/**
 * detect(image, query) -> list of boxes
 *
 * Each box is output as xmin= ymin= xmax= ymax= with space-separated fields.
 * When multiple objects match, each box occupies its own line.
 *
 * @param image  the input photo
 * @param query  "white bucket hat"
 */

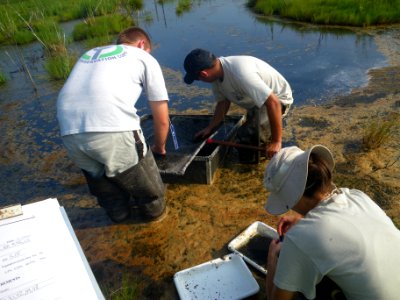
xmin=263 ymin=145 xmax=335 ymax=215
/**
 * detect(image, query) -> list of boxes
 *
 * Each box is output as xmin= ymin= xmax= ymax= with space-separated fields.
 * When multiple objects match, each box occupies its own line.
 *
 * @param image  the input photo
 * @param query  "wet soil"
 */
xmin=0 ymin=27 xmax=399 ymax=299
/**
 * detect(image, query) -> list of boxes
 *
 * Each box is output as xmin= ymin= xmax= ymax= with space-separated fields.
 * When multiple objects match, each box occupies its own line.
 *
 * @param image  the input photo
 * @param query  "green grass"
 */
xmin=45 ymin=53 xmax=77 ymax=80
xmin=0 ymin=0 xmax=137 ymax=80
xmin=0 ymin=71 xmax=7 ymax=85
xmin=72 ymin=15 xmax=133 ymax=41
xmin=0 ymin=0 xmax=123 ymax=46
xmin=176 ymin=0 xmax=191 ymax=15
xmin=247 ymin=0 xmax=400 ymax=26
xmin=102 ymin=272 xmax=140 ymax=300
xmin=362 ymin=113 xmax=399 ymax=150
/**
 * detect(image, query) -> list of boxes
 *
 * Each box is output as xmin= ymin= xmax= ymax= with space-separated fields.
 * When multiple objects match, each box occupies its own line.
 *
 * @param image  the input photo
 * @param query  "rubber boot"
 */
xmin=82 ymin=170 xmax=130 ymax=223
xmin=236 ymin=125 xmax=258 ymax=164
xmin=109 ymin=149 xmax=166 ymax=221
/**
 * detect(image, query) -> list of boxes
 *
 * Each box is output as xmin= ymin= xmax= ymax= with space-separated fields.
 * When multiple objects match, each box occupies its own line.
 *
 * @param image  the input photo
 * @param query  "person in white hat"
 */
xmin=263 ymin=145 xmax=400 ymax=300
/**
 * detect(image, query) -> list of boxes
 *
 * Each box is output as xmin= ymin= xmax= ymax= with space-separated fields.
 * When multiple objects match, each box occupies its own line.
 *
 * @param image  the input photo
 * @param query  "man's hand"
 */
xmin=151 ymin=145 xmax=166 ymax=158
xmin=194 ymin=126 xmax=213 ymax=140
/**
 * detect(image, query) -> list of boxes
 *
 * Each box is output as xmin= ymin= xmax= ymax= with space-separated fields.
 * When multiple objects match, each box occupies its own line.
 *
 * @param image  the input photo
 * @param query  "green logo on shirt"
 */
xmin=81 ymin=45 xmax=125 ymax=62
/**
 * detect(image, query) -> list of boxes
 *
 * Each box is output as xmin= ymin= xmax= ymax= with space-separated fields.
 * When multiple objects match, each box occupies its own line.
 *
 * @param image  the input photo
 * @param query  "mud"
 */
xmin=0 ymin=27 xmax=399 ymax=299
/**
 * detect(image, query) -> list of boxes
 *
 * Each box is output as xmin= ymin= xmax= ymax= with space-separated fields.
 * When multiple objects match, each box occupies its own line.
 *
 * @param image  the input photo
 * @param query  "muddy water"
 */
xmin=0 ymin=0 xmax=398 ymax=299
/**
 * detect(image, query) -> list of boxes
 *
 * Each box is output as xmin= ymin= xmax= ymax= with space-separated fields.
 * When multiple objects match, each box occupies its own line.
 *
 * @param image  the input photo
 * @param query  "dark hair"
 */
xmin=303 ymin=153 xmax=332 ymax=198
xmin=116 ymin=27 xmax=152 ymax=50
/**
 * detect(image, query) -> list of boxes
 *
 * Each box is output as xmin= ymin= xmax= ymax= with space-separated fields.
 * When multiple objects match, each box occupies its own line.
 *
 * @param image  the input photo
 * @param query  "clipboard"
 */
xmin=0 ymin=198 xmax=104 ymax=300
xmin=0 ymin=203 xmax=23 ymax=220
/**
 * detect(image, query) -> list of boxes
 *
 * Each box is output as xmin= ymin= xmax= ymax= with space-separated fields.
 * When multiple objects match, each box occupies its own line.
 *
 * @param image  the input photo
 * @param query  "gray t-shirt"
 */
xmin=212 ymin=55 xmax=293 ymax=109
xmin=275 ymin=188 xmax=400 ymax=300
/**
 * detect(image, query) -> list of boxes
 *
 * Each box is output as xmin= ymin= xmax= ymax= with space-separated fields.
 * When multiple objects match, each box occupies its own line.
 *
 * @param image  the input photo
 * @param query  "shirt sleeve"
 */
xmin=240 ymin=72 xmax=272 ymax=108
xmin=143 ymin=55 xmax=169 ymax=102
xmin=274 ymin=237 xmax=323 ymax=299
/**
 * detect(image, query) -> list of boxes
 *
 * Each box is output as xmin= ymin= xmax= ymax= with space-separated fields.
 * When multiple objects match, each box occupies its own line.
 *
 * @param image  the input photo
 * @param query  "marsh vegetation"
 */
xmin=1 ymin=0 xmax=398 ymax=81
xmin=0 ymin=0 xmax=141 ymax=80
xmin=248 ymin=0 xmax=400 ymax=26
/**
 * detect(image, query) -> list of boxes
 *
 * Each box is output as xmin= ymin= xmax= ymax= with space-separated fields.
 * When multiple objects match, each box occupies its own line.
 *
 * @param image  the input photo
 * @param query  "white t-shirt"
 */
xmin=274 ymin=188 xmax=400 ymax=300
xmin=212 ymin=56 xmax=293 ymax=109
xmin=57 ymin=45 xmax=169 ymax=136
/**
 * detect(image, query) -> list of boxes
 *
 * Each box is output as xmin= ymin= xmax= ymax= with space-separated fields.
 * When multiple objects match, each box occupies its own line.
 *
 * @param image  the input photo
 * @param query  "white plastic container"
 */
xmin=228 ymin=221 xmax=279 ymax=275
xmin=173 ymin=253 xmax=259 ymax=299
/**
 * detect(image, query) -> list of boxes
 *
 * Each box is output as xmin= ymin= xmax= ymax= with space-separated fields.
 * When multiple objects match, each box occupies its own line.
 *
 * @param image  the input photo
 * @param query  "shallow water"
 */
xmin=0 ymin=0 xmax=388 ymax=204
xmin=140 ymin=0 xmax=387 ymax=108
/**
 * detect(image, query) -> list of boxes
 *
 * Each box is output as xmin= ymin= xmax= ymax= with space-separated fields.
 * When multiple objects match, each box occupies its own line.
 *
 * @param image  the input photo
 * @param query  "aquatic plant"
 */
xmin=362 ymin=113 xmax=399 ymax=150
xmin=17 ymin=14 xmax=76 ymax=80
xmin=84 ymin=35 xmax=116 ymax=49
xmin=72 ymin=15 xmax=133 ymax=41
xmin=0 ymin=0 xmax=121 ymax=46
xmin=248 ymin=0 xmax=400 ymax=26
xmin=0 ymin=71 xmax=7 ymax=85
xmin=119 ymin=0 xmax=144 ymax=21
xmin=45 ymin=53 xmax=77 ymax=80
xmin=176 ymin=0 xmax=191 ymax=15
xmin=102 ymin=272 xmax=140 ymax=300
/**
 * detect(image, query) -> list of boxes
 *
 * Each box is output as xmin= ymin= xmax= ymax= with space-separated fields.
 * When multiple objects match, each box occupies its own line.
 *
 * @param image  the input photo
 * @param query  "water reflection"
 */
xmin=0 ymin=0 xmax=387 ymax=109
xmin=137 ymin=0 xmax=386 ymax=109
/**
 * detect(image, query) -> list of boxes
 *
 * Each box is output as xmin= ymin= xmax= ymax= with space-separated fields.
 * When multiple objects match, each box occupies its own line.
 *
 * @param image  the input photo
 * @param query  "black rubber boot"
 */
xmin=236 ymin=125 xmax=259 ymax=164
xmin=82 ymin=170 xmax=130 ymax=223
xmin=109 ymin=149 xmax=166 ymax=221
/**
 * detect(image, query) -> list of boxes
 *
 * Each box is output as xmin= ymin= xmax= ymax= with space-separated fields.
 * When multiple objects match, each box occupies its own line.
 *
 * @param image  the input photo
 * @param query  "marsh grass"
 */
xmin=119 ymin=0 xmax=144 ymax=20
xmin=45 ymin=53 xmax=77 ymax=80
xmin=72 ymin=15 xmax=133 ymax=41
xmin=0 ymin=71 xmax=7 ymax=85
xmin=17 ymin=14 xmax=77 ymax=80
xmin=362 ymin=113 xmax=399 ymax=151
xmin=176 ymin=0 xmax=191 ymax=15
xmin=0 ymin=0 xmax=121 ymax=46
xmin=248 ymin=0 xmax=400 ymax=26
xmin=102 ymin=273 xmax=140 ymax=300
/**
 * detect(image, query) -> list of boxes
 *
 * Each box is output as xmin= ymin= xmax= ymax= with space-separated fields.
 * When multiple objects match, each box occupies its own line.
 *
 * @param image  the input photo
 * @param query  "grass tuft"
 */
xmin=45 ymin=53 xmax=77 ymax=80
xmin=0 ymin=71 xmax=7 ymax=85
xmin=102 ymin=273 xmax=140 ymax=300
xmin=362 ymin=113 xmax=399 ymax=151
xmin=72 ymin=15 xmax=133 ymax=41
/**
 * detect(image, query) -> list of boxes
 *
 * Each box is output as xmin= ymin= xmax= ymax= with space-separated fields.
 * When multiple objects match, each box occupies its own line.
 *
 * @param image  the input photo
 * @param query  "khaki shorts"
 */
xmin=62 ymin=130 xmax=147 ymax=177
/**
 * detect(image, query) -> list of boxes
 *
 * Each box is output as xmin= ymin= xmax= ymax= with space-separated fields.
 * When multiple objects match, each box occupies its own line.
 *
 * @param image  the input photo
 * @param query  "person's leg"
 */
xmin=62 ymin=133 xmax=136 ymax=222
xmin=63 ymin=131 xmax=165 ymax=221
xmin=235 ymin=107 xmax=261 ymax=163
xmin=109 ymin=144 xmax=166 ymax=221
xmin=82 ymin=170 xmax=130 ymax=222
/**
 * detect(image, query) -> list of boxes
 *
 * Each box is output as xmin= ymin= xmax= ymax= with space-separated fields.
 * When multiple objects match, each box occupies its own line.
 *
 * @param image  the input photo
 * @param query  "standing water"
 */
xmin=0 ymin=0 xmax=388 ymax=205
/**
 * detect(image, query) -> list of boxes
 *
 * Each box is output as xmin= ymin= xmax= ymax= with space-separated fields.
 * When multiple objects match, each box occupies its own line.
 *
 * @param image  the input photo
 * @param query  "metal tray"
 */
xmin=228 ymin=221 xmax=279 ymax=275
xmin=173 ymin=253 xmax=259 ymax=299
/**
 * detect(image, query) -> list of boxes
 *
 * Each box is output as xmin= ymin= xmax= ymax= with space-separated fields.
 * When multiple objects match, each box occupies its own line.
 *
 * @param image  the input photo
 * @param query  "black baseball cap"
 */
xmin=183 ymin=49 xmax=216 ymax=84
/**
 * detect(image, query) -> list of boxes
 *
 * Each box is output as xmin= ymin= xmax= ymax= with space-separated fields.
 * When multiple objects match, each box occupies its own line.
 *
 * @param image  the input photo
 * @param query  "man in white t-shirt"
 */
xmin=183 ymin=49 xmax=293 ymax=162
xmin=57 ymin=27 xmax=170 ymax=223
xmin=263 ymin=145 xmax=400 ymax=300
